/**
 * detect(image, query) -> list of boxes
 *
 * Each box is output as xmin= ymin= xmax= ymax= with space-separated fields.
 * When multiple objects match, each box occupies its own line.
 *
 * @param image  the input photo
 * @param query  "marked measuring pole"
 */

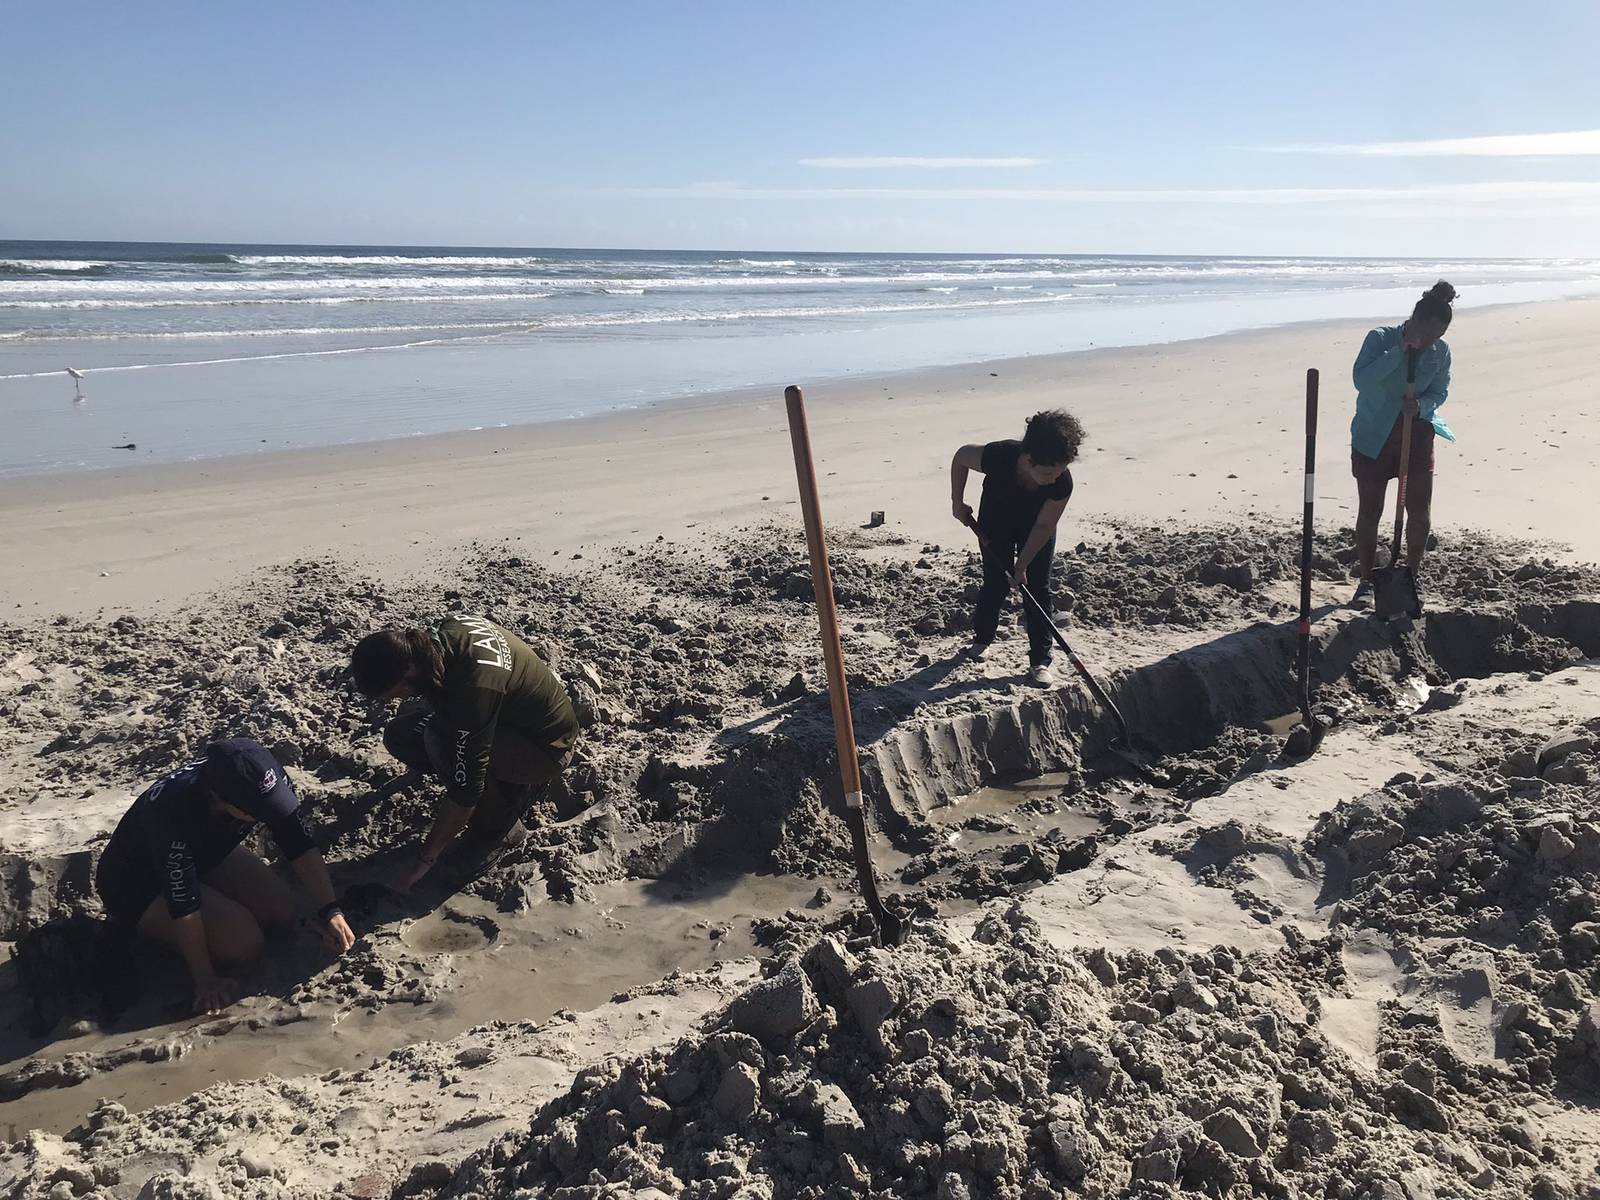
xmin=1296 ymin=368 xmax=1319 ymax=724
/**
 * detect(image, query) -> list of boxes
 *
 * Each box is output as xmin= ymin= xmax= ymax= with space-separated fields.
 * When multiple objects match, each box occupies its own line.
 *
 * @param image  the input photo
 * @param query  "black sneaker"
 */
xmin=1350 ymin=579 xmax=1374 ymax=609
xmin=1412 ymin=575 xmax=1427 ymax=613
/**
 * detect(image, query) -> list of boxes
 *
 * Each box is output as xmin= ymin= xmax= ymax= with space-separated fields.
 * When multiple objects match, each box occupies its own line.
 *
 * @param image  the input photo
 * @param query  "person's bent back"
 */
xmin=351 ymin=617 xmax=579 ymax=892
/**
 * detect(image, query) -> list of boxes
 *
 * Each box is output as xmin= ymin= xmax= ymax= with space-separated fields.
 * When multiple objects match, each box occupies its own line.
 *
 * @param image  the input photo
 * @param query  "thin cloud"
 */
xmin=604 ymin=181 xmax=1600 ymax=206
xmin=1258 ymin=129 xmax=1600 ymax=157
xmin=797 ymin=156 xmax=1046 ymax=169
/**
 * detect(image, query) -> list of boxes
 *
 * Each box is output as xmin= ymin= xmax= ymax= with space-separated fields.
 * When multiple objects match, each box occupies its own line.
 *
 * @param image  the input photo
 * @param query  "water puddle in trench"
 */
xmin=2 ymin=870 xmax=822 ymax=1137
xmin=9 ymin=600 xmax=1600 ymax=1138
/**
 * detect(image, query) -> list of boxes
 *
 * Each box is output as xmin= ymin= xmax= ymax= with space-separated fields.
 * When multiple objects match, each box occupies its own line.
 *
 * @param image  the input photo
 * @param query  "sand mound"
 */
xmin=1312 ymin=719 xmax=1600 ymax=1100
xmin=436 ymin=903 xmax=1589 ymax=1200
xmin=4 ymin=519 xmax=1599 ymax=1137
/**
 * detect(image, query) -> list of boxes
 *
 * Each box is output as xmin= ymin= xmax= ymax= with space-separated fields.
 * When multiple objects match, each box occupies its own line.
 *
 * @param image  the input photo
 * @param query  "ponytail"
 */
xmin=350 ymin=626 xmax=444 ymax=697
xmin=1411 ymin=279 xmax=1457 ymax=331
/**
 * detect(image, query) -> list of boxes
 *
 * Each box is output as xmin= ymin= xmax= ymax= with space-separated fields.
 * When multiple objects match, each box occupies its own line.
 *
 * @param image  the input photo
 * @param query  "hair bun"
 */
xmin=1424 ymin=280 xmax=1457 ymax=306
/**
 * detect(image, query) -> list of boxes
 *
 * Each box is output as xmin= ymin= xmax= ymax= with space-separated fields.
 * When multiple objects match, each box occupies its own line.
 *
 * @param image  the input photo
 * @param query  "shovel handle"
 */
xmin=1389 ymin=349 xmax=1421 ymax=564
xmin=785 ymin=385 xmax=898 ymax=944
xmin=1017 ymin=582 xmax=1133 ymax=746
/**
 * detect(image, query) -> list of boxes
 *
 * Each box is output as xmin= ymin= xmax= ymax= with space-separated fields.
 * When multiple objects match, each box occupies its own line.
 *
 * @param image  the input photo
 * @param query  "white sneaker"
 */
xmin=967 ymin=640 xmax=992 ymax=662
xmin=1028 ymin=662 xmax=1053 ymax=687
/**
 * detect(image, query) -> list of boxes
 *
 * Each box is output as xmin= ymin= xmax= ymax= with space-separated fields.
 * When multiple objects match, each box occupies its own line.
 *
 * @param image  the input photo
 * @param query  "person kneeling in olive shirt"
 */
xmin=351 ymin=616 xmax=579 ymax=891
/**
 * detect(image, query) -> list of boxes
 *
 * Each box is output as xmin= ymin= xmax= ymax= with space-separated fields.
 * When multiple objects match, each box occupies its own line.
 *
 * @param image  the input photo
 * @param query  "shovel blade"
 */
xmin=1373 ymin=565 xmax=1421 ymax=621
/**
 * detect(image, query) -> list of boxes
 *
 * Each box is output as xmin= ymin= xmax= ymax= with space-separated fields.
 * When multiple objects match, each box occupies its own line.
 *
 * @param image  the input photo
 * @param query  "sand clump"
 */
xmin=1312 ymin=718 xmax=1600 ymax=1101
xmin=4 ymin=520 xmax=1594 ymax=920
xmin=434 ymin=902 xmax=1595 ymax=1200
xmin=3 ymin=518 xmax=1599 ymax=1188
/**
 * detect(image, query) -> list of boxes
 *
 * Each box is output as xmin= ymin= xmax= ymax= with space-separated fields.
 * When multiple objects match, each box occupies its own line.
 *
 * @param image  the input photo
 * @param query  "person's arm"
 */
xmin=1011 ymin=497 xmax=1070 ymax=583
xmin=1416 ymin=343 xmax=1450 ymax=421
xmin=1351 ymin=329 xmax=1404 ymax=392
xmin=394 ymin=681 xmax=503 ymax=889
xmin=172 ymin=914 xmax=234 ymax=1014
xmin=388 ymin=797 xmax=474 ymax=893
xmin=950 ymin=444 xmax=986 ymax=539
xmin=263 ymin=803 xmax=354 ymax=953
xmin=156 ymin=830 xmax=234 ymax=1013
xmin=419 ymin=799 xmax=474 ymax=862
xmin=289 ymin=849 xmax=355 ymax=954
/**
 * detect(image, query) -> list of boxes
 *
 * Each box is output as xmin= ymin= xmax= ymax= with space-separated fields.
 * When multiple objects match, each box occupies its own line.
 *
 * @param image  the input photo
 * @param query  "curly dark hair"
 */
xmin=1411 ymin=279 xmax=1457 ymax=331
xmin=1020 ymin=409 xmax=1086 ymax=466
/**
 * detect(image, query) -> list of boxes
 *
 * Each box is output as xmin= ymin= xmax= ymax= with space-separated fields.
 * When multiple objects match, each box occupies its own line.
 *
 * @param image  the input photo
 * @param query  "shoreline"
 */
xmin=9 ymin=274 xmax=1600 ymax=477
xmin=4 ymin=296 xmax=1598 ymax=614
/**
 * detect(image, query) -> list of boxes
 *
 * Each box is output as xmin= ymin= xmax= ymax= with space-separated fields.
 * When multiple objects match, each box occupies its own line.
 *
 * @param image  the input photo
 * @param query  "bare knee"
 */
xmin=209 ymin=913 xmax=266 ymax=966
xmin=250 ymin=884 xmax=294 ymax=932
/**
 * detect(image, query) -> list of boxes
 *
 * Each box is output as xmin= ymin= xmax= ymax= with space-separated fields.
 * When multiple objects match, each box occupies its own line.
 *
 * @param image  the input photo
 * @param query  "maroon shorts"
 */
xmin=1352 ymin=419 xmax=1434 ymax=483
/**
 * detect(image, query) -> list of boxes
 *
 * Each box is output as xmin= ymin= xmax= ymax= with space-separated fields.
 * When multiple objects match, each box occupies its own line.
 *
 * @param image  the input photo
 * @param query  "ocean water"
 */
xmin=4 ymin=241 xmax=1599 ymax=476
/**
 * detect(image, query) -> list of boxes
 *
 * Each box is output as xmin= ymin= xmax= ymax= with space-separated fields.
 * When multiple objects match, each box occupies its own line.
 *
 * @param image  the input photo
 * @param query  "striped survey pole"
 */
xmin=1296 ymin=368 xmax=1319 ymax=726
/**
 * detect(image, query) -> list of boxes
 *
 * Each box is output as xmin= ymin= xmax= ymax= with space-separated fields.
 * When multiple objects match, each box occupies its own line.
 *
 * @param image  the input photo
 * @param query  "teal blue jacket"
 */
xmin=1350 ymin=324 xmax=1454 ymax=458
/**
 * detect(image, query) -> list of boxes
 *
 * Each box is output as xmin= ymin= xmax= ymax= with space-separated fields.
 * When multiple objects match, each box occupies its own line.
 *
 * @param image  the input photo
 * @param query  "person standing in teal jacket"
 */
xmin=1349 ymin=280 xmax=1457 ymax=609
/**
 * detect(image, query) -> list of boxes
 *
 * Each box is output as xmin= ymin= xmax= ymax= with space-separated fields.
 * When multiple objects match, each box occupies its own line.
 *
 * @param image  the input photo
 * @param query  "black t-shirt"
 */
xmin=977 ymin=440 xmax=1074 ymax=541
xmin=96 ymin=760 xmax=317 ymax=920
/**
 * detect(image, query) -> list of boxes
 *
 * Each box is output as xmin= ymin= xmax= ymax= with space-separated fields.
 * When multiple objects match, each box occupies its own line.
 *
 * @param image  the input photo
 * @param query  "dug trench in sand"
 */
xmin=3 ymin=511 xmax=1600 ymax=1195
xmin=3 ymin=291 xmax=1600 ymax=1200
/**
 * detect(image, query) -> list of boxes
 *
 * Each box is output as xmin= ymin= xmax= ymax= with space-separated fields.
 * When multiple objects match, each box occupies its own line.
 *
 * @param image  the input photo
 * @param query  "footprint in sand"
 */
xmin=400 ymin=911 xmax=500 ymax=955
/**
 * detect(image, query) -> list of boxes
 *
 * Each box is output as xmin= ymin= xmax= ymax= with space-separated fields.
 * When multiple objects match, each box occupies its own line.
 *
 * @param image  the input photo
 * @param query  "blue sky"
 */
xmin=5 ymin=0 xmax=1599 ymax=254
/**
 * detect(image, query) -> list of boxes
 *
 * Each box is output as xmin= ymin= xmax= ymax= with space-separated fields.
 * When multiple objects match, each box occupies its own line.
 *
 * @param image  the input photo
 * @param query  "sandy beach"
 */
xmin=3 ymin=295 xmax=1600 ymax=1197
xmin=4 ymin=297 xmax=1597 ymax=616
xmin=10 ymin=0 xmax=1600 ymax=1189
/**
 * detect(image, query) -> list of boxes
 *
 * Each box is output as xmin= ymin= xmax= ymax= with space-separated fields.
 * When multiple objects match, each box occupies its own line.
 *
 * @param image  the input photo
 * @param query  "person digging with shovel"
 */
xmin=351 ymin=617 xmax=579 ymax=893
xmin=1349 ymin=280 xmax=1457 ymax=611
xmin=950 ymin=409 xmax=1084 ymax=685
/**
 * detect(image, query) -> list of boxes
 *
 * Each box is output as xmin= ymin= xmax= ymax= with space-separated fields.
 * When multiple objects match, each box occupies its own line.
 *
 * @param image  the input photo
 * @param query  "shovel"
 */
xmin=1016 ymin=582 xmax=1152 ymax=775
xmin=1373 ymin=349 xmax=1423 ymax=621
xmin=1284 ymin=369 xmax=1327 ymax=758
xmin=785 ymin=385 xmax=906 ymax=947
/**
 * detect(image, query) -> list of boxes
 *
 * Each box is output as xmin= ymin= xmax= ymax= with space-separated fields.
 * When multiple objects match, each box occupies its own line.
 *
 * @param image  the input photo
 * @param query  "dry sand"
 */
xmin=2 ymin=296 xmax=1599 ymax=1198
xmin=2 ymin=298 xmax=1596 ymax=616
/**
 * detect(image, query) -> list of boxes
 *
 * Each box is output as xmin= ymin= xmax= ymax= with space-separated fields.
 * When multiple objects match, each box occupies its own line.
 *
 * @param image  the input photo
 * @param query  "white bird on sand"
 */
xmin=65 ymin=367 xmax=85 ymax=401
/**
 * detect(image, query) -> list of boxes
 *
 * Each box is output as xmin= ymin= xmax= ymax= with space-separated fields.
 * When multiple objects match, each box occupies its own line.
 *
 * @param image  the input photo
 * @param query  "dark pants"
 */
xmin=974 ymin=535 xmax=1055 ymax=667
xmin=383 ymin=708 xmax=572 ymax=844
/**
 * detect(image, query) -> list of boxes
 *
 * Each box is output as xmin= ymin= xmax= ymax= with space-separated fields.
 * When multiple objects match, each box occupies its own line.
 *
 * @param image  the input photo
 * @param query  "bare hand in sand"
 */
xmin=193 ymin=975 xmax=237 ymax=1016
xmin=322 ymin=911 xmax=356 ymax=955
xmin=388 ymin=854 xmax=434 ymax=895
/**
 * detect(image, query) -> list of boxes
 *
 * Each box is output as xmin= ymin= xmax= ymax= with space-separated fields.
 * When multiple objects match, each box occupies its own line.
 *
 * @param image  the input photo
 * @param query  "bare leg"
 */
xmin=203 ymin=845 xmax=295 ymax=931
xmin=1405 ymin=471 xmax=1434 ymax=574
xmin=1355 ymin=476 xmax=1389 ymax=580
xmin=135 ymin=884 xmax=267 ymax=967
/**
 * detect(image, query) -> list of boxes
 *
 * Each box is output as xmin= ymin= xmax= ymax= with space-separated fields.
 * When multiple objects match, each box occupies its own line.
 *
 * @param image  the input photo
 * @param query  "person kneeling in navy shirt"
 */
xmin=95 ymin=738 xmax=354 ymax=1014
